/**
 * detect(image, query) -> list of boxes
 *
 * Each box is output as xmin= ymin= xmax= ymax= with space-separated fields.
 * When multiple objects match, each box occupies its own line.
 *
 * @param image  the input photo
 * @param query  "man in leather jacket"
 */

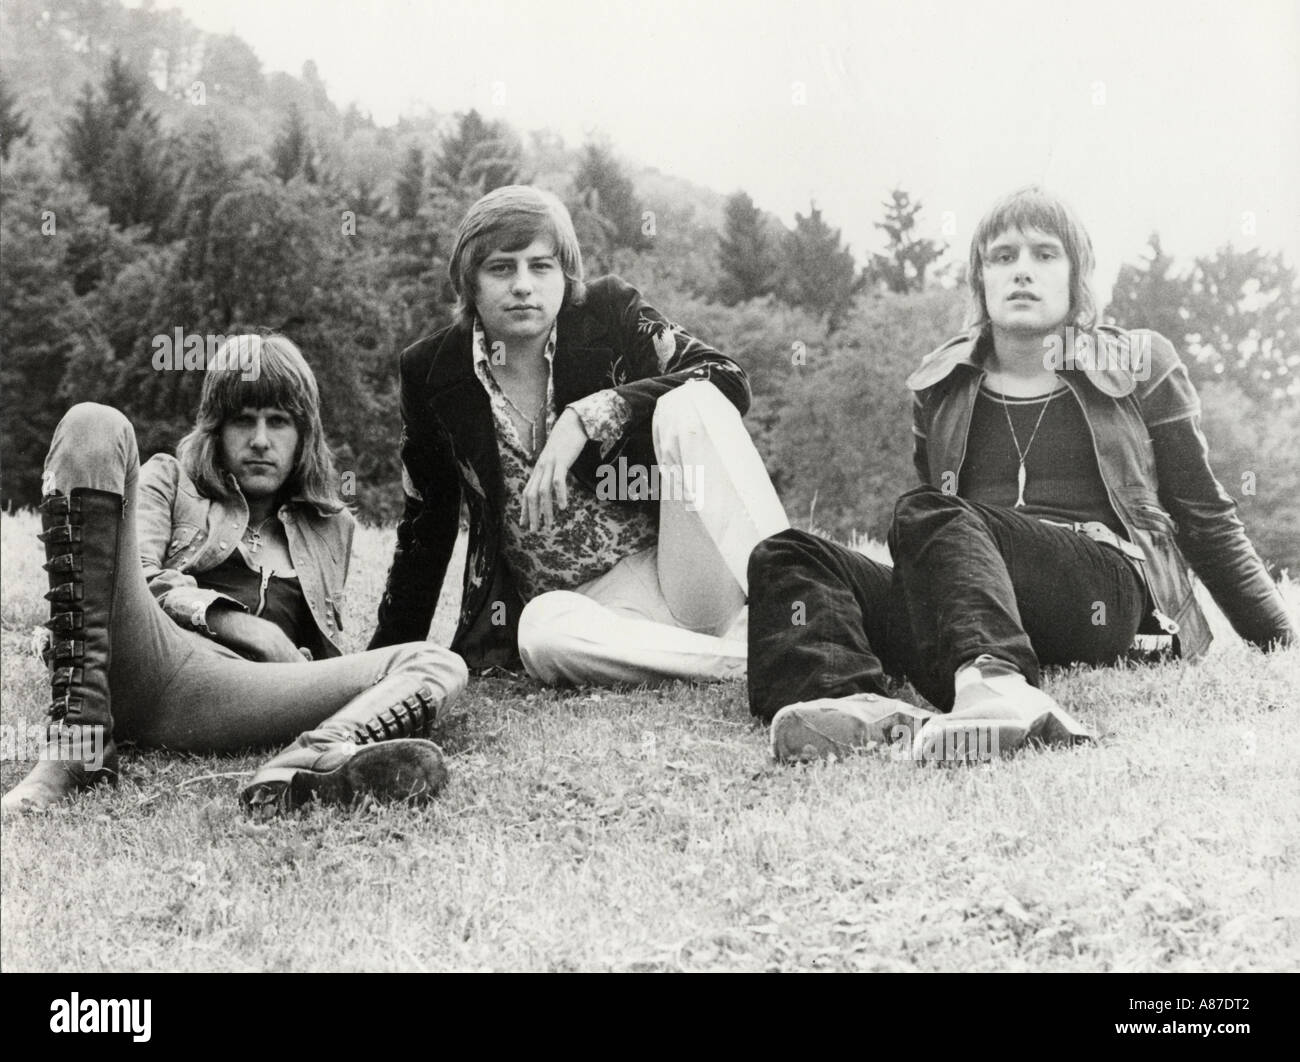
xmin=748 ymin=186 xmax=1295 ymax=765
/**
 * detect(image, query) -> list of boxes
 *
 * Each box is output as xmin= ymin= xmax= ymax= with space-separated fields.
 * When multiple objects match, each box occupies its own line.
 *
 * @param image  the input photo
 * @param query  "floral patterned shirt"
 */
xmin=472 ymin=320 xmax=657 ymax=602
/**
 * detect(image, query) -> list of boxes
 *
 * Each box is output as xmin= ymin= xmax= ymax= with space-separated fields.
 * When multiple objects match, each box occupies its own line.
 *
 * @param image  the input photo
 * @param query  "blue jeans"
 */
xmin=747 ymin=486 xmax=1148 ymax=722
xmin=41 ymin=404 xmax=467 ymax=752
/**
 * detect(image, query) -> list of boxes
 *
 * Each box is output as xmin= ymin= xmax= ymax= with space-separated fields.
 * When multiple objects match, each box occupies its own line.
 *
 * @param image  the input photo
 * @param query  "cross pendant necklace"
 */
xmin=244 ymin=516 xmax=274 ymax=556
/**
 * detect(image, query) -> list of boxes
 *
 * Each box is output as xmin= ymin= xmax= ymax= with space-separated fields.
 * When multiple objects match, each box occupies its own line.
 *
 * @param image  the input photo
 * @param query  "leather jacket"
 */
xmin=137 ymin=453 xmax=356 ymax=659
xmin=368 ymin=275 xmax=751 ymax=670
xmin=908 ymin=325 xmax=1295 ymax=659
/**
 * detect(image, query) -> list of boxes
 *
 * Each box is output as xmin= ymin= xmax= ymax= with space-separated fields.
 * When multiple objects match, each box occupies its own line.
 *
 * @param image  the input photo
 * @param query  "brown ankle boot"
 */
xmin=241 ymin=682 xmax=449 ymax=818
xmin=2 ymin=490 xmax=122 ymax=817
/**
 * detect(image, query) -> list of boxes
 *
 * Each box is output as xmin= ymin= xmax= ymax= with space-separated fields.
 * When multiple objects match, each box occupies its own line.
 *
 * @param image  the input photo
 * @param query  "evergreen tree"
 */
xmin=716 ymin=190 xmax=779 ymax=304
xmin=777 ymin=201 xmax=861 ymax=326
xmin=395 ymin=144 xmax=425 ymax=221
xmin=434 ymin=110 xmax=521 ymax=192
xmin=61 ymin=52 xmax=176 ymax=234
xmin=271 ymin=103 xmax=315 ymax=183
xmin=866 ymin=187 xmax=946 ymax=294
xmin=0 ymin=76 xmax=32 ymax=160
xmin=572 ymin=140 xmax=647 ymax=251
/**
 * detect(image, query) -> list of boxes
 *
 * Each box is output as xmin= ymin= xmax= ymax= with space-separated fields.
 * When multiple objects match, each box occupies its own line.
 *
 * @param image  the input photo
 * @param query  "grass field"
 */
xmin=2 ymin=509 xmax=1298 ymax=972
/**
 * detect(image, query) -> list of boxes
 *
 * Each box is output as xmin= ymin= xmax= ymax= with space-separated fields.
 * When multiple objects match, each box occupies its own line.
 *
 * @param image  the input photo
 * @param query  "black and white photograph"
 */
xmin=1 ymin=0 xmax=1296 ymax=1002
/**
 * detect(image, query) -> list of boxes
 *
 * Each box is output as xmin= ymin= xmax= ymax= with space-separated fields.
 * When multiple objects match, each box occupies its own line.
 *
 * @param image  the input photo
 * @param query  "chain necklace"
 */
xmin=498 ymin=387 xmax=549 ymax=456
xmin=995 ymin=383 xmax=1061 ymax=508
xmin=243 ymin=515 xmax=275 ymax=556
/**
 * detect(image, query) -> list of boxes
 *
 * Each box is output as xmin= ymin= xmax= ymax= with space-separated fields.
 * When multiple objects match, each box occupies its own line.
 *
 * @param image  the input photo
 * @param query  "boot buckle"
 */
xmin=38 ymin=524 xmax=83 ymax=546
xmin=46 ymin=612 xmax=84 ymax=633
xmin=51 ymin=639 xmax=86 ymax=662
xmin=45 ymin=582 xmax=84 ymax=604
xmin=39 ymin=494 xmax=80 ymax=516
xmin=52 ymin=666 xmax=85 ymax=688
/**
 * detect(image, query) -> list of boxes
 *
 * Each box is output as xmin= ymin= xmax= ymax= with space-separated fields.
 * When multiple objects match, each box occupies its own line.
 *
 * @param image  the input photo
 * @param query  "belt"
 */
xmin=1038 ymin=518 xmax=1181 ymax=640
xmin=1038 ymin=518 xmax=1146 ymax=562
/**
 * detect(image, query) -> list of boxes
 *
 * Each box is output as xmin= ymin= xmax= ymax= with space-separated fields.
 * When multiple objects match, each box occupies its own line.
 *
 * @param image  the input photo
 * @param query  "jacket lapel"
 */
xmin=424 ymin=326 xmax=504 ymax=505
xmin=908 ymin=325 xmax=1139 ymax=398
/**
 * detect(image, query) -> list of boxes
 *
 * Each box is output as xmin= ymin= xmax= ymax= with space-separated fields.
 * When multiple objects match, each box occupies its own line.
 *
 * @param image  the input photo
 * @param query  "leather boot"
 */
xmin=241 ymin=681 xmax=449 ymax=818
xmin=2 ymin=490 xmax=122 ymax=816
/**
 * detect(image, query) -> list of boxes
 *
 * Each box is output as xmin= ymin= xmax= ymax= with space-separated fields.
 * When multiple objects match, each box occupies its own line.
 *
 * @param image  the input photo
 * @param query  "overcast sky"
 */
xmin=144 ymin=0 xmax=1298 ymax=300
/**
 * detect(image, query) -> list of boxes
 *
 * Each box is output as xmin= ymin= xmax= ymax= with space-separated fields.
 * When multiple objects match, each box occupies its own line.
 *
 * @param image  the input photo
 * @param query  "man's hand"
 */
xmin=205 ymin=605 xmax=309 ymax=662
xmin=521 ymin=407 xmax=588 ymax=532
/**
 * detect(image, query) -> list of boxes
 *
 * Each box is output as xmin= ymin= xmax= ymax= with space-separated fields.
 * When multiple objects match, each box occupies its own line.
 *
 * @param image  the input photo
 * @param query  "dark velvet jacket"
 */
xmin=909 ymin=325 xmax=1295 ymax=659
xmin=368 ymin=275 xmax=750 ymax=670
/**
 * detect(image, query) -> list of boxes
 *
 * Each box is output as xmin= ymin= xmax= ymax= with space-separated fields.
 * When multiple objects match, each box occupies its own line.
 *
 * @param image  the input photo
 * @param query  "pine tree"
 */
xmin=61 ymin=52 xmax=175 ymax=234
xmin=572 ymin=140 xmax=647 ymax=251
xmin=866 ymin=187 xmax=946 ymax=294
xmin=0 ymin=76 xmax=32 ymax=160
xmin=435 ymin=110 xmax=521 ymax=192
xmin=777 ymin=201 xmax=861 ymax=326
xmin=271 ymin=103 xmax=312 ymax=183
xmin=716 ymin=190 xmax=779 ymax=304
xmin=395 ymin=144 xmax=425 ymax=221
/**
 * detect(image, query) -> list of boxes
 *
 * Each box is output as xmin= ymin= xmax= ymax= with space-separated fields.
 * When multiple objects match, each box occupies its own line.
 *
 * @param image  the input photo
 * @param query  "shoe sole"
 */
xmin=914 ymin=712 xmax=1095 ymax=766
xmin=286 ymin=740 xmax=449 ymax=810
xmin=772 ymin=704 xmax=931 ymax=763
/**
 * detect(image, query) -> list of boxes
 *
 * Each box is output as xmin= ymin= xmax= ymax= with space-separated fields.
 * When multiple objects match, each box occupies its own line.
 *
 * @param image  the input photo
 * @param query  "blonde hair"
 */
xmin=175 ymin=334 xmax=344 ymax=512
xmin=448 ymin=185 xmax=585 ymax=327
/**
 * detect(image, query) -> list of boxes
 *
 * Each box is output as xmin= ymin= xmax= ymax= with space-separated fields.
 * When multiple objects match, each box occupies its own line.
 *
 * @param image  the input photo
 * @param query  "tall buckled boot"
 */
xmin=2 ymin=489 xmax=122 ymax=816
xmin=240 ymin=682 xmax=449 ymax=818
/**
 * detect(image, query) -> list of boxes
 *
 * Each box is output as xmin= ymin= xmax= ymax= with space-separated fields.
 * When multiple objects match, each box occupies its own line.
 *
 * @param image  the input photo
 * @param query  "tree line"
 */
xmin=1 ymin=0 xmax=1296 ymax=575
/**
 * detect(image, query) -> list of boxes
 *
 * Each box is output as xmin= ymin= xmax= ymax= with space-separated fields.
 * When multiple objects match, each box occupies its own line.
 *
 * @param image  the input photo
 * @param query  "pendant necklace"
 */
xmin=996 ymin=385 xmax=1059 ymax=508
xmin=499 ymin=388 xmax=549 ymax=456
xmin=243 ymin=515 xmax=275 ymax=556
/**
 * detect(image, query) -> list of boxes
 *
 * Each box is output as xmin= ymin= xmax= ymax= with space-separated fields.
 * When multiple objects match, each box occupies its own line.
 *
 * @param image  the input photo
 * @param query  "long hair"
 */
xmin=175 ymin=334 xmax=344 ymax=513
xmin=965 ymin=185 xmax=1098 ymax=331
xmin=448 ymin=185 xmax=585 ymax=328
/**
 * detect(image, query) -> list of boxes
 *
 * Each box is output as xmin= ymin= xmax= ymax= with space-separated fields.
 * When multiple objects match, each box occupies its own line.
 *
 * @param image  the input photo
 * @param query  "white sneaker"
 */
xmin=912 ymin=655 xmax=1095 ymax=765
xmin=770 ymin=692 xmax=935 ymax=764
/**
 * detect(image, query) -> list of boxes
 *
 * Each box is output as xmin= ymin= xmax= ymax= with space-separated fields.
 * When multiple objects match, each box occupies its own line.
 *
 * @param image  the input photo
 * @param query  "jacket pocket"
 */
xmin=1116 ymin=485 xmax=1177 ymax=534
xmin=162 ymin=523 xmax=204 ymax=567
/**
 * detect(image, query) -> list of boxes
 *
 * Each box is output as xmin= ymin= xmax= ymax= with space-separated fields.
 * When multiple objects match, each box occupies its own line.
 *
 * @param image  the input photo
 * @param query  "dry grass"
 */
xmin=1 ymin=509 xmax=1297 ymax=972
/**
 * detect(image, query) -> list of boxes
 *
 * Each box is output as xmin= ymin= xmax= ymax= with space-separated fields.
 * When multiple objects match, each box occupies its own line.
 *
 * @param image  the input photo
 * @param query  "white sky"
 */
xmin=144 ymin=0 xmax=1299 ymax=298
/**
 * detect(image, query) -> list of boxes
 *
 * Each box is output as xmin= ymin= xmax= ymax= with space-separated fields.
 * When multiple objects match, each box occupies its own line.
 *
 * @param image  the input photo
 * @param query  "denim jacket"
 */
xmin=908 ymin=326 xmax=1295 ymax=659
xmin=136 ymin=453 xmax=356 ymax=658
xmin=367 ymin=275 xmax=751 ymax=670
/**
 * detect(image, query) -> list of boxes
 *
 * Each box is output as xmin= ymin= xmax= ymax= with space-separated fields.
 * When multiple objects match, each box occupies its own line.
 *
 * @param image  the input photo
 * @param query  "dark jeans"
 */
xmin=747 ymin=486 xmax=1148 ymax=721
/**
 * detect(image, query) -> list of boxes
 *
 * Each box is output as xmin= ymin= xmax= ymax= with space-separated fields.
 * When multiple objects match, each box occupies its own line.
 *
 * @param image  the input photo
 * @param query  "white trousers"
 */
xmin=518 ymin=380 xmax=789 ymax=686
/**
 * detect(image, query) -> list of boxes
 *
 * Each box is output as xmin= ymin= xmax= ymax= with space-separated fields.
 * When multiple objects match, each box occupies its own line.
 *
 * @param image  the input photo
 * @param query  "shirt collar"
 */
xmin=472 ymin=318 xmax=558 ymax=372
xmin=220 ymin=471 xmax=337 ymax=519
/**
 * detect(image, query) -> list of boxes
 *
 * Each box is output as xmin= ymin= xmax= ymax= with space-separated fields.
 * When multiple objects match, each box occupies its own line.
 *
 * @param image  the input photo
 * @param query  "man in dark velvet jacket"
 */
xmin=369 ymin=186 xmax=788 ymax=682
